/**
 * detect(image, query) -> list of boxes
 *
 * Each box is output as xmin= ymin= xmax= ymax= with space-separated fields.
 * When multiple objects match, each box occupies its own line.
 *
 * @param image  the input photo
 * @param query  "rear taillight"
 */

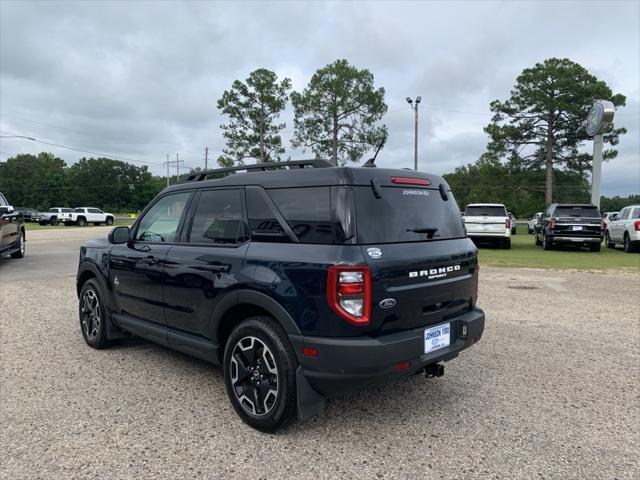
xmin=327 ymin=266 xmax=371 ymax=326
xmin=635 ymin=220 xmax=640 ymax=231
xmin=390 ymin=176 xmax=431 ymax=186
xmin=549 ymin=218 xmax=556 ymax=230
xmin=600 ymin=220 xmax=606 ymax=232
xmin=505 ymin=219 xmax=510 ymax=229
xmin=475 ymin=263 xmax=479 ymax=302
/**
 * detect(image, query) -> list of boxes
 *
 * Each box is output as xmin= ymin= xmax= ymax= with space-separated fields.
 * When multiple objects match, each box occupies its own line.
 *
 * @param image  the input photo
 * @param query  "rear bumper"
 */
xmin=550 ymin=235 xmax=601 ymax=244
xmin=289 ymin=308 xmax=485 ymax=397
xmin=467 ymin=232 xmax=509 ymax=239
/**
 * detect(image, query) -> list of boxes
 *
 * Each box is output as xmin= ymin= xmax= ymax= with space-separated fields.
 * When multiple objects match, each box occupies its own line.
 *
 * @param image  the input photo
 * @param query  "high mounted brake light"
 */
xmin=390 ymin=176 xmax=431 ymax=186
xmin=327 ymin=266 xmax=371 ymax=326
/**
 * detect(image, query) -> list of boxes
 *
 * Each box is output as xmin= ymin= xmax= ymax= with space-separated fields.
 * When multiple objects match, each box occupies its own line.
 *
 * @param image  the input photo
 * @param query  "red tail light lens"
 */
xmin=505 ymin=219 xmax=510 ymax=229
xmin=327 ymin=266 xmax=371 ymax=326
xmin=634 ymin=220 xmax=640 ymax=231
xmin=600 ymin=220 xmax=606 ymax=232
xmin=390 ymin=176 xmax=431 ymax=186
xmin=549 ymin=218 xmax=556 ymax=230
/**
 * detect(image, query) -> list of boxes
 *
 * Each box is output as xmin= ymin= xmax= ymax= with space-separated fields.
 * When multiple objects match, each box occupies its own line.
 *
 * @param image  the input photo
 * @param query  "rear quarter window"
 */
xmin=268 ymin=187 xmax=332 ymax=244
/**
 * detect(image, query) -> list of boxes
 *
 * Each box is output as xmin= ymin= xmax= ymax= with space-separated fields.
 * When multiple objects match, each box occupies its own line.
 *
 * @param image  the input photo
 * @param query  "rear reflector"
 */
xmin=390 ymin=176 xmax=431 ymax=186
xmin=395 ymin=361 xmax=411 ymax=372
xmin=302 ymin=347 xmax=319 ymax=358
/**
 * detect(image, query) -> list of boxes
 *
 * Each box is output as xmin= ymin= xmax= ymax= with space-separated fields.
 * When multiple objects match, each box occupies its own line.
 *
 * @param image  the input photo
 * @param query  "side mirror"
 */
xmin=108 ymin=226 xmax=130 ymax=244
xmin=0 ymin=205 xmax=14 ymax=215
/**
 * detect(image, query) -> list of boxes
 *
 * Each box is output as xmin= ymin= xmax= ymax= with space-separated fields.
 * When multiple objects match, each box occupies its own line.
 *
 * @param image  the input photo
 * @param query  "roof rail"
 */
xmin=180 ymin=159 xmax=334 ymax=183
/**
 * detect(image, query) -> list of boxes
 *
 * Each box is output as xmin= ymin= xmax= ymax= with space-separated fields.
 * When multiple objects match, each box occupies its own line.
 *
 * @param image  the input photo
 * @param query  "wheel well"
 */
xmin=76 ymin=270 xmax=96 ymax=296
xmin=216 ymin=303 xmax=272 ymax=361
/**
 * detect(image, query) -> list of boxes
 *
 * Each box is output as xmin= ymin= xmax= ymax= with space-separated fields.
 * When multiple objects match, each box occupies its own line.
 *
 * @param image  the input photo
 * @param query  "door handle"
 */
xmin=142 ymin=256 xmax=156 ymax=265
xmin=201 ymin=264 xmax=230 ymax=273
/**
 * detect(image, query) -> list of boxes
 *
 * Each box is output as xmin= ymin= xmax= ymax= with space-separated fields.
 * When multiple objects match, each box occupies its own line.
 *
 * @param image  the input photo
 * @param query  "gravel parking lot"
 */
xmin=1 ymin=228 xmax=639 ymax=479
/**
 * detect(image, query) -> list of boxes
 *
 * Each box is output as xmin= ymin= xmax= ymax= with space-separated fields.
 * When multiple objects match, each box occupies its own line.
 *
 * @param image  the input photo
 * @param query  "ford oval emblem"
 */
xmin=379 ymin=298 xmax=396 ymax=309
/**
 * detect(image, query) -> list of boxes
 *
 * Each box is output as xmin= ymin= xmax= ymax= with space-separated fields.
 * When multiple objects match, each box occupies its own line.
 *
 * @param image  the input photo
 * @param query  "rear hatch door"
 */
xmin=353 ymin=183 xmax=478 ymax=335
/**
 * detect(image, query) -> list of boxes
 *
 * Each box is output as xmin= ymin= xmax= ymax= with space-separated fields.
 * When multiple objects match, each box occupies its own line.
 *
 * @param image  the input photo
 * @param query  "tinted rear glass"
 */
xmin=354 ymin=186 xmax=466 ymax=244
xmin=268 ymin=187 xmax=332 ymax=244
xmin=465 ymin=206 xmax=506 ymax=216
xmin=554 ymin=206 xmax=600 ymax=217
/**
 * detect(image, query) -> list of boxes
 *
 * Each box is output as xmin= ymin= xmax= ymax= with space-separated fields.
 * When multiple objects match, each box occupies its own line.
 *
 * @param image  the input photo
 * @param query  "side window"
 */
xmin=88 ymin=208 xmax=102 ymax=214
xmin=74 ymin=208 xmax=84 ymax=213
xmin=187 ymin=189 xmax=246 ymax=245
xmin=268 ymin=187 xmax=332 ymax=244
xmin=632 ymin=208 xmax=640 ymax=219
xmin=136 ymin=192 xmax=191 ymax=243
xmin=0 ymin=194 xmax=7 ymax=206
xmin=620 ymin=208 xmax=630 ymax=220
xmin=246 ymin=188 xmax=287 ymax=239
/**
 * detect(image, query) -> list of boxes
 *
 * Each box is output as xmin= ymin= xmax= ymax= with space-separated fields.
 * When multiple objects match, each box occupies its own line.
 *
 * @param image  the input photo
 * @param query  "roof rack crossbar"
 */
xmin=181 ymin=159 xmax=333 ymax=183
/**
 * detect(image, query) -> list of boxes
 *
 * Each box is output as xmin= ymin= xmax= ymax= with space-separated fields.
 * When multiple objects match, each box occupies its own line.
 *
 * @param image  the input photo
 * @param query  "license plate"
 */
xmin=424 ymin=323 xmax=451 ymax=354
xmin=573 ymin=226 xmax=583 ymax=231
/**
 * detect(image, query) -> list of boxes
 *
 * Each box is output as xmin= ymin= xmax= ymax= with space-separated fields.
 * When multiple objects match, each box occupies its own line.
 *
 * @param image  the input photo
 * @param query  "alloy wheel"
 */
xmin=229 ymin=336 xmax=279 ymax=417
xmin=81 ymin=289 xmax=101 ymax=341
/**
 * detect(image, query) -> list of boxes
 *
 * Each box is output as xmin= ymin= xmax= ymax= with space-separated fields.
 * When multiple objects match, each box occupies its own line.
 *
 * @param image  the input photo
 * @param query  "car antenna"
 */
xmin=362 ymin=133 xmax=387 ymax=168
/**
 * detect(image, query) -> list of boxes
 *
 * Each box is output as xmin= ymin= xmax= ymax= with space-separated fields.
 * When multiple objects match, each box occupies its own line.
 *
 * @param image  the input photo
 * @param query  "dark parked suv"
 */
xmin=76 ymin=160 xmax=485 ymax=431
xmin=535 ymin=203 xmax=604 ymax=251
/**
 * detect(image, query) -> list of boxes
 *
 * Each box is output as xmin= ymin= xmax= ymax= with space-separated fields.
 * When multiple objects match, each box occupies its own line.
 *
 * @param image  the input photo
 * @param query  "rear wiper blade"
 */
xmin=406 ymin=227 xmax=439 ymax=239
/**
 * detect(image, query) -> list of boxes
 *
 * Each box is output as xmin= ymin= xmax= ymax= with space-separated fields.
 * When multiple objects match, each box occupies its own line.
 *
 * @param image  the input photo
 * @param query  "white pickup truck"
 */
xmin=463 ymin=203 xmax=512 ymax=249
xmin=60 ymin=207 xmax=115 ymax=226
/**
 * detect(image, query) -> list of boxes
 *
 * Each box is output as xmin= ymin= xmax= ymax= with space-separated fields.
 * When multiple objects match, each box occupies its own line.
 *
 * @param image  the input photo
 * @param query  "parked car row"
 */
xmin=10 ymin=206 xmax=115 ymax=226
xmin=525 ymin=203 xmax=639 ymax=253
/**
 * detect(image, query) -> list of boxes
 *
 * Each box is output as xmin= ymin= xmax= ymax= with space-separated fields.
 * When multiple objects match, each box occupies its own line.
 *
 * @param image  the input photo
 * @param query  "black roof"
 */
xmin=163 ymin=160 xmax=448 ymax=194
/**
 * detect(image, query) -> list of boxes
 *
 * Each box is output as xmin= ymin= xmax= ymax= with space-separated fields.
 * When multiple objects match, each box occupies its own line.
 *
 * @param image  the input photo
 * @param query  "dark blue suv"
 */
xmin=76 ymin=160 xmax=484 ymax=431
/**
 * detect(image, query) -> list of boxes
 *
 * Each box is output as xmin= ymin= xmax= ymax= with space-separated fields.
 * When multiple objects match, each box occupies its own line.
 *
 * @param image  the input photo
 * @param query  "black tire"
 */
xmin=589 ymin=242 xmax=601 ymax=252
xmin=78 ymin=279 xmax=111 ymax=349
xmin=50 ymin=218 xmax=58 ymax=226
xmin=624 ymin=233 xmax=636 ymax=253
xmin=105 ymin=216 xmax=114 ymax=226
xmin=504 ymin=238 xmax=511 ymax=249
xmin=77 ymin=217 xmax=86 ymax=226
xmin=10 ymin=230 xmax=25 ymax=259
xmin=223 ymin=316 xmax=298 ymax=432
xmin=528 ymin=227 xmax=533 ymax=234
xmin=605 ymin=231 xmax=615 ymax=249
xmin=542 ymin=234 xmax=552 ymax=250
xmin=535 ymin=233 xmax=542 ymax=246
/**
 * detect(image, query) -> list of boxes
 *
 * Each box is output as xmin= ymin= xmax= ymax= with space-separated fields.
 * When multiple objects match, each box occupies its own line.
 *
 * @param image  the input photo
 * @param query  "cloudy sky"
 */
xmin=1 ymin=0 xmax=638 ymax=196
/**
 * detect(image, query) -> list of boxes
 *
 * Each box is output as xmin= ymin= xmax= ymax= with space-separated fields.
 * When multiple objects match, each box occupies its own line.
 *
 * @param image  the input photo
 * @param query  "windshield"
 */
xmin=465 ymin=206 xmax=507 ymax=217
xmin=554 ymin=206 xmax=600 ymax=217
xmin=354 ymin=186 xmax=466 ymax=244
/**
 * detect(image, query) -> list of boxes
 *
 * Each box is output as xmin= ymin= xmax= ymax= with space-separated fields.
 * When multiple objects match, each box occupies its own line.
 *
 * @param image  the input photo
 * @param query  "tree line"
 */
xmin=0 ymin=153 xmax=164 ymax=212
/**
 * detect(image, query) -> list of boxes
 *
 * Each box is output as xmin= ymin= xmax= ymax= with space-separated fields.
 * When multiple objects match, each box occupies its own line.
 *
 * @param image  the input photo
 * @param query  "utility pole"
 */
xmin=204 ymin=147 xmax=208 ymax=170
xmin=163 ymin=153 xmax=184 ymax=186
xmin=406 ymin=96 xmax=422 ymax=171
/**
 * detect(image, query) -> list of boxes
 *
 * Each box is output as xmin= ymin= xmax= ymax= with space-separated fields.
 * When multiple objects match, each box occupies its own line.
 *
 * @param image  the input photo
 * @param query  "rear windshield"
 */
xmin=554 ymin=206 xmax=600 ymax=217
xmin=354 ymin=186 xmax=466 ymax=244
xmin=465 ymin=206 xmax=506 ymax=217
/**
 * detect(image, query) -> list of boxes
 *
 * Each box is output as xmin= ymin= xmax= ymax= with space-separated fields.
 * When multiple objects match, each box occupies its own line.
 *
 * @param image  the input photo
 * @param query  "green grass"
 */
xmin=478 ymin=225 xmax=640 ymax=271
xmin=24 ymin=218 xmax=133 ymax=231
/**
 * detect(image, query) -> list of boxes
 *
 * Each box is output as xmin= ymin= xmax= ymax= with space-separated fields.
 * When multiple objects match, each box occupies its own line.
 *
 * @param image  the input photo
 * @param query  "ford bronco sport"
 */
xmin=76 ymin=160 xmax=485 ymax=431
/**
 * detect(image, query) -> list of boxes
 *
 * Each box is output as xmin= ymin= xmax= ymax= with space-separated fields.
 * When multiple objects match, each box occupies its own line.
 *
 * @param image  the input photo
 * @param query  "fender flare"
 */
xmin=207 ymin=289 xmax=302 ymax=342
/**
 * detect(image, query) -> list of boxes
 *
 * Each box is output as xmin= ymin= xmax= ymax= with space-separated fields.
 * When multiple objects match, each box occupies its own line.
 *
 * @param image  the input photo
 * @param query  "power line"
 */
xmin=0 ymin=133 xmax=163 ymax=166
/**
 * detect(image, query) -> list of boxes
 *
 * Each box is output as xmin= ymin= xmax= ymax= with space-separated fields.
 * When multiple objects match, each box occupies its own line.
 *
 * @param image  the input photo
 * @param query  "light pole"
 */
xmin=406 ymin=96 xmax=421 ymax=171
